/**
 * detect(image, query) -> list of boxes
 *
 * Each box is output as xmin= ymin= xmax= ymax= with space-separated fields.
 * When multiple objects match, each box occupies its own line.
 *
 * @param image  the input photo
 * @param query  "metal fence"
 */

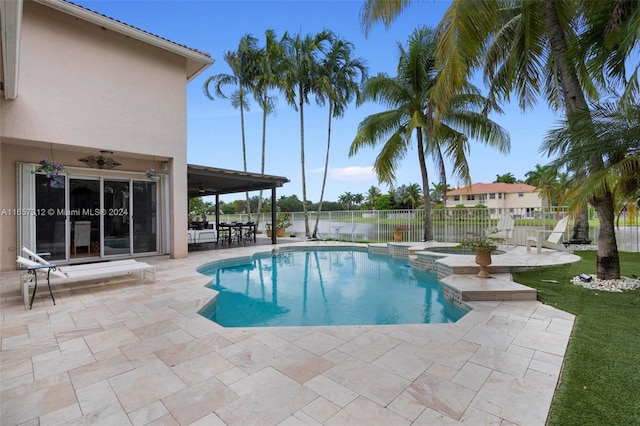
xmin=217 ymin=207 xmax=640 ymax=252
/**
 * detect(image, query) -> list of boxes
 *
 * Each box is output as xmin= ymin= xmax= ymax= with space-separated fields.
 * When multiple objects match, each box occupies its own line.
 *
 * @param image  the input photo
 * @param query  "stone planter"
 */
xmin=276 ymin=228 xmax=286 ymax=237
xmin=393 ymin=231 xmax=403 ymax=242
xmin=475 ymin=248 xmax=492 ymax=278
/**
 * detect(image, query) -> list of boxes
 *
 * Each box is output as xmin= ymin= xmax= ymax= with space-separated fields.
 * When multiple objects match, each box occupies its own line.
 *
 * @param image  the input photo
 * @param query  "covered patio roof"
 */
xmin=187 ymin=164 xmax=289 ymax=198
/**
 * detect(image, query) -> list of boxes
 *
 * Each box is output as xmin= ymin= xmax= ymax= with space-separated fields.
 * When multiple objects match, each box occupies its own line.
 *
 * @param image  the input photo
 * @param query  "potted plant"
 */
xmin=266 ymin=213 xmax=293 ymax=237
xmin=457 ymin=235 xmax=500 ymax=278
xmin=393 ymin=224 xmax=410 ymax=242
xmin=34 ymin=158 xmax=65 ymax=178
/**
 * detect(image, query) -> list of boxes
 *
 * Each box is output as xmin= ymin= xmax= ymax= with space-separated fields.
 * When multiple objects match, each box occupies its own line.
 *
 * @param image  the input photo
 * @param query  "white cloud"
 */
xmin=329 ymin=166 xmax=376 ymax=181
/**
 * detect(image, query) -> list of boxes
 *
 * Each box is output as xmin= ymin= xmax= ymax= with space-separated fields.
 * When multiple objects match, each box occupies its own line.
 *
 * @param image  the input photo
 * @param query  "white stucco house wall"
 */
xmin=446 ymin=183 xmax=545 ymax=218
xmin=0 ymin=0 xmax=213 ymax=270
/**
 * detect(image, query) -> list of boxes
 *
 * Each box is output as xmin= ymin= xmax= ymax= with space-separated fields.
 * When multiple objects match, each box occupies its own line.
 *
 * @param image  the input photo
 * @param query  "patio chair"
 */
xmin=486 ymin=215 xmax=515 ymax=248
xmin=18 ymin=247 xmax=155 ymax=308
xmin=526 ymin=216 xmax=573 ymax=253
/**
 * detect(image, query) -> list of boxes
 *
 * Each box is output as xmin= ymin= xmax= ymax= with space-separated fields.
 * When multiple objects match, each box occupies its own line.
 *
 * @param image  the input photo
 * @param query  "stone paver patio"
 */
xmin=1 ymin=241 xmax=578 ymax=425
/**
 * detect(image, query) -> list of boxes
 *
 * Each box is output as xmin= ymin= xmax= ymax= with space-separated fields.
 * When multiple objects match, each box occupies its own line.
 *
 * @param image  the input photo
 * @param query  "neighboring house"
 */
xmin=446 ymin=183 xmax=545 ymax=218
xmin=0 ymin=0 xmax=214 ymax=270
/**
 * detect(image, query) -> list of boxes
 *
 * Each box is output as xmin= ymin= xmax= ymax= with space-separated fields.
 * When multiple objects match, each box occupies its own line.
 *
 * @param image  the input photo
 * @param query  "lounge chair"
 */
xmin=486 ymin=215 xmax=515 ymax=248
xmin=526 ymin=216 xmax=573 ymax=253
xmin=17 ymin=247 xmax=156 ymax=308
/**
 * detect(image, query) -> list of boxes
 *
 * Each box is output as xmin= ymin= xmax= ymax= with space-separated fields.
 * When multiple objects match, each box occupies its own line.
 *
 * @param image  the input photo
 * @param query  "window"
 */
xmin=489 ymin=208 xmax=496 ymax=214
xmin=466 ymin=195 xmax=475 ymax=201
xmin=479 ymin=195 xmax=486 ymax=204
xmin=453 ymin=195 xmax=460 ymax=201
xmin=518 ymin=192 xmax=524 ymax=197
xmin=489 ymin=193 xmax=496 ymax=199
xmin=498 ymin=193 xmax=503 ymax=199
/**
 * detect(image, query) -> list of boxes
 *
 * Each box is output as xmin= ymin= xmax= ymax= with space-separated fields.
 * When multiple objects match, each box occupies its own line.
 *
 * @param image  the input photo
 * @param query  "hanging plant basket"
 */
xmin=146 ymin=169 xmax=160 ymax=181
xmin=34 ymin=159 xmax=65 ymax=177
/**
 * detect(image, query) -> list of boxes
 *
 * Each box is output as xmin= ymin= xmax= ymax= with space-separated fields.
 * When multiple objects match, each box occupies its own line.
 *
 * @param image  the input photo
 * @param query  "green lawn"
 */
xmin=513 ymin=251 xmax=640 ymax=425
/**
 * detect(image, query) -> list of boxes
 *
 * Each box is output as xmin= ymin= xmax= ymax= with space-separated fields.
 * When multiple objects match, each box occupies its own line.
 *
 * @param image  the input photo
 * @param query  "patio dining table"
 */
xmin=217 ymin=222 xmax=256 ymax=245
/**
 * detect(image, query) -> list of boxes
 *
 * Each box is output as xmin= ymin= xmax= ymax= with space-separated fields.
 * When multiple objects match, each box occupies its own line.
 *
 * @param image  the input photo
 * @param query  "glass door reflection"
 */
xmin=69 ymin=178 xmax=100 ymax=259
xmin=104 ymin=180 xmax=131 ymax=255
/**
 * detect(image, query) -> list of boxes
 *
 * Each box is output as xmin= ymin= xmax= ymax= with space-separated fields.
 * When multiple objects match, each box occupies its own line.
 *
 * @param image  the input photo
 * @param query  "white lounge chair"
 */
xmin=486 ymin=215 xmax=515 ymax=248
xmin=526 ymin=216 xmax=573 ymax=253
xmin=17 ymin=247 xmax=155 ymax=308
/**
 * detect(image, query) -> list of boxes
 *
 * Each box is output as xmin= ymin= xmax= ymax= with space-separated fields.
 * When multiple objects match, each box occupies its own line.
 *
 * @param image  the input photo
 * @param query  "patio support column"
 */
xmin=271 ymin=187 xmax=277 ymax=244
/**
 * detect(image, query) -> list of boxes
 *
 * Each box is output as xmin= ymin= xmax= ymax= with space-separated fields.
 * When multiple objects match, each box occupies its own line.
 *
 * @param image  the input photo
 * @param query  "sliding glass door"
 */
xmin=104 ymin=180 xmax=131 ymax=256
xmin=29 ymin=169 xmax=159 ymax=261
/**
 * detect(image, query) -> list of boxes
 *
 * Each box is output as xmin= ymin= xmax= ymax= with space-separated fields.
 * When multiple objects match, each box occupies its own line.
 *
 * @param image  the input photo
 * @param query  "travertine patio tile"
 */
xmin=0 ymin=358 xmax=33 ymax=383
xmin=225 ymin=338 xmax=290 ymax=374
xmin=303 ymin=375 xmax=358 ymax=408
xmin=38 ymin=403 xmax=82 ymax=426
xmin=108 ymin=357 xmax=186 ymax=413
xmin=68 ymin=305 xmax=113 ymax=325
xmin=415 ymin=340 xmax=474 ymax=370
xmin=0 ymin=372 xmax=34 ymax=392
xmin=171 ymin=351 xmax=234 ymax=385
xmin=407 ymin=372 xmax=477 ymax=420
xmin=171 ymin=315 xmax=217 ymax=338
xmin=326 ymin=396 xmax=410 ymax=425
xmin=323 ymin=357 xmax=410 ymax=406
xmin=451 ymin=362 xmax=492 ymax=391
xmin=155 ymin=332 xmax=231 ymax=367
xmin=161 ymin=377 xmax=239 ymax=425
xmin=32 ymin=338 xmax=96 ymax=381
xmin=425 ymin=362 xmax=458 ymax=380
xmin=373 ymin=342 xmax=430 ymax=380
xmin=215 ymin=366 xmax=248 ymax=386
xmin=76 ymin=380 xmax=120 ymax=414
xmin=336 ymin=330 xmax=401 ymax=363
xmin=84 ymin=326 xmax=140 ymax=354
xmin=69 ymin=402 xmax=132 ymax=426
xmin=387 ymin=390 xmax=427 ymax=421
xmin=471 ymin=369 xmax=557 ymax=425
xmin=127 ymin=400 xmax=169 ymax=426
xmin=162 ymin=329 xmax=194 ymax=345
xmin=68 ymin=353 xmax=134 ymax=390
xmin=53 ymin=324 xmax=105 ymax=343
xmin=188 ymin=412 xmax=226 ymax=426
xmin=300 ymin=396 xmax=340 ymax=423
xmin=216 ymin=367 xmax=317 ymax=426
xmin=280 ymin=410 xmax=322 ymax=425
xmin=469 ymin=346 xmax=531 ymax=377
xmin=462 ymin=323 xmax=517 ymax=351
xmin=458 ymin=406 xmax=503 ymax=424
xmin=1 ymin=373 xmax=77 ymax=426
xmin=272 ymin=349 xmax=334 ymax=384
xmin=511 ymin=329 xmax=571 ymax=356
xmin=293 ymin=331 xmax=345 ymax=356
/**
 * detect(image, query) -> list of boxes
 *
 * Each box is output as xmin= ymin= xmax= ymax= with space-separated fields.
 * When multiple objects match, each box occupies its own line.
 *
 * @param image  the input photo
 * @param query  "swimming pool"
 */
xmin=197 ymin=248 xmax=468 ymax=327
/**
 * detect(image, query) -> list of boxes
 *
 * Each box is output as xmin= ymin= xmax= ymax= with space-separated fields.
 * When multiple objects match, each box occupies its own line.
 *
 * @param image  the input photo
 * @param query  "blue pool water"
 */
xmin=198 ymin=248 xmax=467 ymax=328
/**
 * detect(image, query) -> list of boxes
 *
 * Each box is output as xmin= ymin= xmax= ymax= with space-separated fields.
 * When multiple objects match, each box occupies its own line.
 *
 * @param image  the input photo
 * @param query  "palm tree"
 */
xmin=403 ymin=183 xmax=423 ymax=209
xmin=203 ymin=34 xmax=260 ymax=216
xmin=525 ymin=164 xmax=559 ymax=208
xmin=338 ymin=192 xmax=355 ymax=210
xmin=366 ymin=185 xmax=382 ymax=208
xmin=312 ymin=37 xmax=368 ymax=238
xmin=543 ymin=97 xmax=640 ymax=234
xmin=281 ymin=30 xmax=334 ymax=237
xmin=359 ymin=0 xmax=639 ymax=279
xmin=253 ymin=30 xmax=285 ymax=223
xmin=430 ymin=181 xmax=452 ymax=205
xmin=350 ymin=27 xmax=509 ymax=241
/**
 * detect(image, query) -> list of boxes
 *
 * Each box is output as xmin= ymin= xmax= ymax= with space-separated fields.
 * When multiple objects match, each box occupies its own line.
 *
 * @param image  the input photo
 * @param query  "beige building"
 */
xmin=446 ymin=183 xmax=545 ymax=218
xmin=0 ymin=0 xmax=214 ymax=270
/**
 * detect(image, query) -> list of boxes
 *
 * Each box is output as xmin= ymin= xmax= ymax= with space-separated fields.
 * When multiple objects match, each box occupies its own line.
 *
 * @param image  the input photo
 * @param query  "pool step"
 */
xmin=441 ymin=273 xmax=538 ymax=302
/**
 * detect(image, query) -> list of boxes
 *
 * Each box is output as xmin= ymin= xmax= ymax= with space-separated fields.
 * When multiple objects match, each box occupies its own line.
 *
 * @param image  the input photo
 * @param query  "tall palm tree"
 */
xmin=281 ymin=30 xmax=334 ymax=237
xmin=253 ymin=30 xmax=285 ymax=222
xmin=203 ymin=34 xmax=260 ymax=216
xmin=360 ymin=0 xmax=639 ymax=278
xmin=312 ymin=37 xmax=368 ymax=238
xmin=403 ymin=183 xmax=423 ymax=209
xmin=525 ymin=164 xmax=559 ymax=208
xmin=350 ymin=27 xmax=509 ymax=241
xmin=338 ymin=192 xmax=355 ymax=210
xmin=366 ymin=185 xmax=382 ymax=208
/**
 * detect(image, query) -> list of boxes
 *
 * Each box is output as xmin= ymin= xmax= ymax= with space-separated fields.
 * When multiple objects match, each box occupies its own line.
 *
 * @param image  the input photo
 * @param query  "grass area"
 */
xmin=513 ymin=251 xmax=640 ymax=425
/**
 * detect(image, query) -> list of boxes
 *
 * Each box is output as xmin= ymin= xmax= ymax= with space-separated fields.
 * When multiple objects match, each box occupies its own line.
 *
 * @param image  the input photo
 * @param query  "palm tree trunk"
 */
xmin=416 ymin=129 xmax=433 ymax=241
xmin=299 ymin=83 xmax=310 ymax=237
xmin=313 ymin=101 xmax=333 ymax=238
xmin=541 ymin=0 xmax=619 ymax=279
xmin=570 ymin=208 xmax=591 ymax=243
xmin=239 ymin=87 xmax=251 ymax=219
xmin=256 ymin=88 xmax=268 ymax=227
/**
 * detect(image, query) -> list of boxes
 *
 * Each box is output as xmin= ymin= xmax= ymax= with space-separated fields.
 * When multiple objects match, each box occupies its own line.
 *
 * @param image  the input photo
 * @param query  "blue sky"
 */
xmin=73 ymin=0 xmax=560 ymax=203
